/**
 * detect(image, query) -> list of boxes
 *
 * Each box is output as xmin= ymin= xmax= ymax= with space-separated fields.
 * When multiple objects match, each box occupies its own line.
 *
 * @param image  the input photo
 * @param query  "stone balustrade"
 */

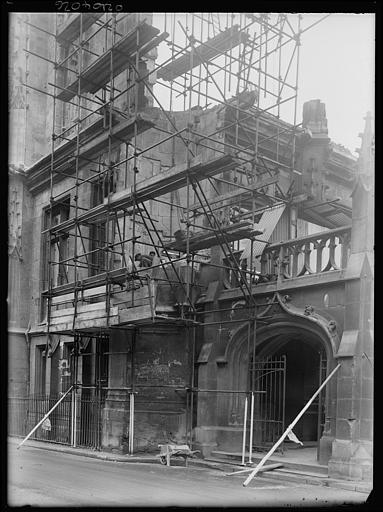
xmin=260 ymin=226 xmax=351 ymax=280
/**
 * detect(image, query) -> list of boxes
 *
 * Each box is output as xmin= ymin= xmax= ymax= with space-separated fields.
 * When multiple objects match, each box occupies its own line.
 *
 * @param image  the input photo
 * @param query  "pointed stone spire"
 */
xmin=349 ymin=112 xmax=374 ymax=254
xmin=356 ymin=111 xmax=374 ymax=178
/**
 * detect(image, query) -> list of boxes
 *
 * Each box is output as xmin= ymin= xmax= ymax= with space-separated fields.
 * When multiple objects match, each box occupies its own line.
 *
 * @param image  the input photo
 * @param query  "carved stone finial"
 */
xmin=304 ymin=305 xmax=314 ymax=316
xmin=302 ymin=99 xmax=328 ymax=135
xmin=328 ymin=320 xmax=337 ymax=332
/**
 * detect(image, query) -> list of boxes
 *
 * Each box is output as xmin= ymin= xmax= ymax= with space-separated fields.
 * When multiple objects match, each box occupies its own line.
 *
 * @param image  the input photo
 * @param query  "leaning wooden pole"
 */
xmin=243 ymin=364 xmax=341 ymax=487
xmin=17 ymin=386 xmax=73 ymax=449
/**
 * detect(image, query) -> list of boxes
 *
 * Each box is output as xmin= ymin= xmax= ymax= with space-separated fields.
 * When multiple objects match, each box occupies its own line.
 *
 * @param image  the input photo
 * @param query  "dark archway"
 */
xmin=262 ymin=335 xmax=326 ymax=443
xmin=224 ymin=311 xmax=338 ymax=462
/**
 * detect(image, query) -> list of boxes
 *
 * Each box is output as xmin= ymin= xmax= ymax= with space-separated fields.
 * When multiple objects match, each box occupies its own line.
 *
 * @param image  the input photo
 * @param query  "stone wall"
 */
xmin=102 ymin=325 xmax=191 ymax=452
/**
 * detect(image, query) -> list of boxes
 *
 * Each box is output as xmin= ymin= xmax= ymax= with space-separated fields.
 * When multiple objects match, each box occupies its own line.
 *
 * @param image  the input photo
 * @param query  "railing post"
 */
xmin=74 ymin=388 xmax=78 ymax=448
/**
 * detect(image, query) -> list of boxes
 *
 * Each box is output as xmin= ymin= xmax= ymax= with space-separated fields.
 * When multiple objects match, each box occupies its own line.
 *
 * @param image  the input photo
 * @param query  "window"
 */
xmin=89 ymin=177 xmax=114 ymax=276
xmin=40 ymin=197 xmax=70 ymax=320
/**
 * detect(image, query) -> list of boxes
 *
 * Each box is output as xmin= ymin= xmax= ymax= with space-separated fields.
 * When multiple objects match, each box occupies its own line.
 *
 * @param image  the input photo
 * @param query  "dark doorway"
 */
xmin=273 ymin=339 xmax=324 ymax=443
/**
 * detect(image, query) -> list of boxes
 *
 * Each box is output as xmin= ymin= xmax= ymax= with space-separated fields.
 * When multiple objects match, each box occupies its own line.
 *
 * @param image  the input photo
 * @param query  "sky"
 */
xmin=152 ymin=13 xmax=374 ymax=156
xmin=296 ymin=13 xmax=374 ymax=154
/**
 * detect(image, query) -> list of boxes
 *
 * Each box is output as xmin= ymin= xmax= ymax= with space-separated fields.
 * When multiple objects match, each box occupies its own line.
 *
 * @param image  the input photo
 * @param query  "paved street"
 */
xmin=8 ymin=442 xmax=368 ymax=507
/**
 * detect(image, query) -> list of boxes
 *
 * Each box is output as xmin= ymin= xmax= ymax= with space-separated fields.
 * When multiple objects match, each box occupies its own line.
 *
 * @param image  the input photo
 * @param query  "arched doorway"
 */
xmin=226 ymin=314 xmax=336 ymax=463
xmin=254 ymin=333 xmax=327 ymax=447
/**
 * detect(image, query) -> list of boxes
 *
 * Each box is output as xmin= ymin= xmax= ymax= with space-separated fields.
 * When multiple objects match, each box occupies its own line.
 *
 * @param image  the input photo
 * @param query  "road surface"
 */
xmin=8 ymin=442 xmax=368 ymax=507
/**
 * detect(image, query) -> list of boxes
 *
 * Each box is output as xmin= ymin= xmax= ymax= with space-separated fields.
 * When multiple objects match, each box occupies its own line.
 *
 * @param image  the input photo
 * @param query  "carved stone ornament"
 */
xmin=328 ymin=320 xmax=337 ymax=332
xmin=304 ymin=305 xmax=315 ymax=316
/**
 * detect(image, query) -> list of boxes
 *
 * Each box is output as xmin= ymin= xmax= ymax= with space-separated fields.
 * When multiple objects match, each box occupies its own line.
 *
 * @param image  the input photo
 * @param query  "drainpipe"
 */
xmin=24 ymin=321 xmax=31 ymax=435
xmin=24 ymin=321 xmax=31 ymax=397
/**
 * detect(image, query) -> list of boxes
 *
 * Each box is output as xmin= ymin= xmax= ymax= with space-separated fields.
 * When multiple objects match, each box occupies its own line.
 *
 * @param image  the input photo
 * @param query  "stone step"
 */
xmin=210 ymin=450 xmax=328 ymax=476
xmin=276 ymin=468 xmax=329 ymax=479
xmin=260 ymin=470 xmax=328 ymax=486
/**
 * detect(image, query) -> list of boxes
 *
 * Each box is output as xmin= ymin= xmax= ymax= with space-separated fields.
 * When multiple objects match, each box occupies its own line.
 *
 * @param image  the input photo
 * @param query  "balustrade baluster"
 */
xmin=259 ymin=227 xmax=351 ymax=281
xmin=328 ymin=235 xmax=340 ymax=270
xmin=300 ymin=241 xmax=314 ymax=275
xmin=291 ymin=244 xmax=300 ymax=278
xmin=277 ymin=246 xmax=284 ymax=279
xmin=314 ymin=239 xmax=326 ymax=273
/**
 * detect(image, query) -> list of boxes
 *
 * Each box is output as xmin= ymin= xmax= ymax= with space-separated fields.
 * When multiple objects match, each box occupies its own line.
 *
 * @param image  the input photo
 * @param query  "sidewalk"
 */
xmin=8 ymin=436 xmax=372 ymax=495
xmin=7 ymin=436 xmax=214 ymax=468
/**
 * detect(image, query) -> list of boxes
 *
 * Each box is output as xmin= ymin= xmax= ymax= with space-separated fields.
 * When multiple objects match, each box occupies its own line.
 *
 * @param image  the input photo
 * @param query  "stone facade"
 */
xmin=8 ymin=13 xmax=373 ymax=482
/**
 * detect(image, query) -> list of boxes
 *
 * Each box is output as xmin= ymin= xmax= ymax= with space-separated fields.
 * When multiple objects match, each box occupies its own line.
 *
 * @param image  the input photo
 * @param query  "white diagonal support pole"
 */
xmin=243 ymin=364 xmax=341 ymax=487
xmin=241 ymin=395 xmax=248 ymax=465
xmin=17 ymin=386 xmax=73 ymax=449
xmin=248 ymin=392 xmax=255 ymax=464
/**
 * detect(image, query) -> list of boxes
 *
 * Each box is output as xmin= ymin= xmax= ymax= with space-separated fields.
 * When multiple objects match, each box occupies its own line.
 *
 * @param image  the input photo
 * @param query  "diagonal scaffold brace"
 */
xmin=242 ymin=363 xmax=341 ymax=486
xmin=17 ymin=385 xmax=74 ymax=450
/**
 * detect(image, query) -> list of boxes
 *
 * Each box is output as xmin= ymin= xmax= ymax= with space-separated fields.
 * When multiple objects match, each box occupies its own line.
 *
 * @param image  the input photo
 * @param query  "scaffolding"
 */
xmin=24 ymin=12 xmax=327 ymax=452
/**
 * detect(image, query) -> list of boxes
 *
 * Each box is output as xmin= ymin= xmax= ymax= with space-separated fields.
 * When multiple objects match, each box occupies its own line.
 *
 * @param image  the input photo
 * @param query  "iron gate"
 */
xmin=249 ymin=356 xmax=286 ymax=451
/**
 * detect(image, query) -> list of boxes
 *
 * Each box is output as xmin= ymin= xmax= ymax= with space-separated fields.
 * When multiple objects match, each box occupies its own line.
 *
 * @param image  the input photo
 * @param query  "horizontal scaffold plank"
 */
xmin=50 ymin=285 xmax=107 ymax=306
xmin=48 ymin=153 xmax=240 ymax=235
xmin=164 ymin=221 xmax=264 ymax=252
xmin=188 ymin=175 xmax=278 ymax=213
xmin=28 ymin=114 xmax=155 ymax=192
xmin=42 ymin=266 xmax=137 ymax=298
xmin=50 ymin=304 xmax=118 ymax=325
xmin=57 ymin=22 xmax=164 ymax=102
xmin=119 ymin=304 xmax=154 ymax=323
xmin=50 ymin=309 xmax=118 ymax=325
xmin=111 ymin=282 xmax=155 ymax=307
xmin=157 ymin=25 xmax=248 ymax=82
xmin=50 ymin=301 xmax=109 ymax=319
xmin=56 ymin=13 xmax=104 ymax=45
xmin=48 ymin=314 xmax=120 ymax=333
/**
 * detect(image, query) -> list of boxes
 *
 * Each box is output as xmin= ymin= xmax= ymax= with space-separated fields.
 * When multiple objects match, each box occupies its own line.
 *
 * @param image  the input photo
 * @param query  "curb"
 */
xmin=256 ymin=469 xmax=372 ymax=494
xmin=8 ymin=437 xmax=372 ymax=493
xmin=8 ymin=436 xmax=216 ymax=470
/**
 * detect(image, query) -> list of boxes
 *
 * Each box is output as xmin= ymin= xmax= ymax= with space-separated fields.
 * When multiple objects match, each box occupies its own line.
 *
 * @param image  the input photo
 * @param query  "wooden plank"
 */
xmin=43 ymin=266 xmax=133 ymax=298
xmin=51 ymin=285 xmax=107 ymax=306
xmin=50 ymin=308 xmax=118 ymax=325
xmin=188 ymin=176 xmax=277 ymax=212
xmin=165 ymin=221 xmax=263 ymax=252
xmin=29 ymin=115 xmax=154 ymax=191
xmin=50 ymin=301 xmax=107 ymax=319
xmin=111 ymin=284 xmax=152 ymax=303
xmin=57 ymin=22 xmax=161 ymax=102
xmin=49 ymin=315 xmax=119 ymax=333
xmin=50 ymin=315 xmax=76 ymax=325
xmin=119 ymin=304 xmax=153 ymax=323
xmin=157 ymin=25 xmax=248 ymax=82
xmin=110 ymin=154 xmax=239 ymax=210
xmin=112 ymin=296 xmax=151 ymax=309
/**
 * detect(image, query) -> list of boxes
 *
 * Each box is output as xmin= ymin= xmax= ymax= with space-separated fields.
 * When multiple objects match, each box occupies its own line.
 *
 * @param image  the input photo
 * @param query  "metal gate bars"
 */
xmin=249 ymin=356 xmax=286 ymax=452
